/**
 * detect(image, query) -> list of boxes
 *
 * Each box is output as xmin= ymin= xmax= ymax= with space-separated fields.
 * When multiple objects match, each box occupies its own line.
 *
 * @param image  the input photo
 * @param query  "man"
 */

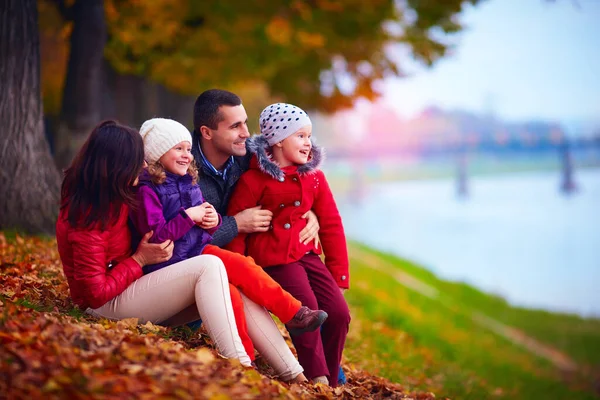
xmin=191 ymin=89 xmax=319 ymax=247
xmin=190 ymin=89 xmax=347 ymax=386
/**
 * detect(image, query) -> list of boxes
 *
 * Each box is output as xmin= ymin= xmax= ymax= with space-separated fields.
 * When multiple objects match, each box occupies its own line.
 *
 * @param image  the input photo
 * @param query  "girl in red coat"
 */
xmin=226 ymin=103 xmax=351 ymax=387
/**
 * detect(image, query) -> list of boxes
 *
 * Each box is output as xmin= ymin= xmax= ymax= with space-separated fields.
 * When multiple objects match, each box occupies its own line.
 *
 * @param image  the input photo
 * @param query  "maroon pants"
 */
xmin=265 ymin=253 xmax=350 ymax=386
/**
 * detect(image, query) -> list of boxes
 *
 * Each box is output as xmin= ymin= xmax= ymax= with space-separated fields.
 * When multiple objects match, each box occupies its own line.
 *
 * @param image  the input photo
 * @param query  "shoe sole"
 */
xmin=288 ymin=311 xmax=328 ymax=336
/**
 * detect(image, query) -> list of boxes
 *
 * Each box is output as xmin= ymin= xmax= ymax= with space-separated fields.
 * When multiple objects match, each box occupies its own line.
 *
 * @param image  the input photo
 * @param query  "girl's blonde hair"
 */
xmin=147 ymin=160 xmax=199 ymax=185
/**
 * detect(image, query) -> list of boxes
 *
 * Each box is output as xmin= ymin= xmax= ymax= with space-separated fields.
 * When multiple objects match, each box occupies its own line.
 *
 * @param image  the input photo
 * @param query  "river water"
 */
xmin=336 ymin=168 xmax=600 ymax=317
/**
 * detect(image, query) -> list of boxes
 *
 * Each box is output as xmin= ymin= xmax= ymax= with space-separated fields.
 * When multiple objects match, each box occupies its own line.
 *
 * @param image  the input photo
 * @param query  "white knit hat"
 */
xmin=139 ymin=118 xmax=193 ymax=163
xmin=259 ymin=103 xmax=312 ymax=146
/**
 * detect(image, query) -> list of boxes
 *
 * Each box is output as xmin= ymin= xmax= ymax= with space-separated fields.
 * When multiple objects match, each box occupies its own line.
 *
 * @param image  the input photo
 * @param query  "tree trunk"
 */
xmin=53 ymin=0 xmax=106 ymax=169
xmin=0 ymin=0 xmax=61 ymax=234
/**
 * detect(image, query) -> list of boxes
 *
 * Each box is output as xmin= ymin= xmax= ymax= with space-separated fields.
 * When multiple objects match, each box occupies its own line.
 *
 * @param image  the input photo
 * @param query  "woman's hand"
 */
xmin=299 ymin=210 xmax=320 ymax=247
xmin=185 ymin=205 xmax=207 ymax=223
xmin=198 ymin=202 xmax=219 ymax=229
xmin=131 ymin=230 xmax=174 ymax=267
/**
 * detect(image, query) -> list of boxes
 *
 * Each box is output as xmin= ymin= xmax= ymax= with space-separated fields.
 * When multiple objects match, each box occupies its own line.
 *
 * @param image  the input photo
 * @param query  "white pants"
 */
xmin=88 ymin=254 xmax=303 ymax=380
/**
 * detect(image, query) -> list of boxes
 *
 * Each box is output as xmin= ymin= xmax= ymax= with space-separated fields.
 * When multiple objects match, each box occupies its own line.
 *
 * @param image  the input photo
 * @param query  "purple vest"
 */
xmin=136 ymin=171 xmax=214 ymax=274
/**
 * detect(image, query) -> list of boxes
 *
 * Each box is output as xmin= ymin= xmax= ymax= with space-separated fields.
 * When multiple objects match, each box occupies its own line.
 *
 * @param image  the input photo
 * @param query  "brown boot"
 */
xmin=286 ymin=306 xmax=328 ymax=336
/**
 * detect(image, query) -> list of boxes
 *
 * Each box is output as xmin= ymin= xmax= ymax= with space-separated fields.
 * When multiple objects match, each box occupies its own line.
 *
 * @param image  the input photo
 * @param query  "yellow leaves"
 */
xmin=1 ymin=232 xmax=436 ymax=399
xmin=174 ymin=388 xmax=194 ymax=399
xmin=291 ymin=1 xmax=313 ymax=21
xmin=297 ymin=31 xmax=325 ymax=49
xmin=141 ymin=320 xmax=166 ymax=334
xmin=122 ymin=364 xmax=145 ymax=375
xmin=266 ymin=16 xmax=292 ymax=46
xmin=41 ymin=378 xmax=60 ymax=392
xmin=194 ymin=348 xmax=215 ymax=364
xmin=121 ymin=343 xmax=146 ymax=362
xmin=118 ymin=318 xmax=140 ymax=329
xmin=265 ymin=17 xmax=325 ymax=49
xmin=0 ymin=288 xmax=15 ymax=298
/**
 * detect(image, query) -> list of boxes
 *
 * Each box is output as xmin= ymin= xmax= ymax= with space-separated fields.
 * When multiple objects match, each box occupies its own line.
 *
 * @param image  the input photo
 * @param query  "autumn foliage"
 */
xmin=0 ymin=233 xmax=437 ymax=399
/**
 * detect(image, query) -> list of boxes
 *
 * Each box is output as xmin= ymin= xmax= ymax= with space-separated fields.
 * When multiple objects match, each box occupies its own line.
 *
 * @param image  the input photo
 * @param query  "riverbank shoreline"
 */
xmin=344 ymin=241 xmax=600 ymax=399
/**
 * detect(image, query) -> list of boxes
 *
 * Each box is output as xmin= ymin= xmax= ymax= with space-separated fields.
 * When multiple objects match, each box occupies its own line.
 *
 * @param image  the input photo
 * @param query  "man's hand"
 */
xmin=131 ymin=231 xmax=174 ymax=267
xmin=234 ymin=205 xmax=273 ymax=233
xmin=299 ymin=210 xmax=320 ymax=247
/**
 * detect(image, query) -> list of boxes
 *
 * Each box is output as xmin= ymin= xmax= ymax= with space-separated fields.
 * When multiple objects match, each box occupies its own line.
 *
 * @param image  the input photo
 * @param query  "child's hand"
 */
xmin=185 ymin=205 xmax=207 ymax=223
xmin=198 ymin=202 xmax=219 ymax=229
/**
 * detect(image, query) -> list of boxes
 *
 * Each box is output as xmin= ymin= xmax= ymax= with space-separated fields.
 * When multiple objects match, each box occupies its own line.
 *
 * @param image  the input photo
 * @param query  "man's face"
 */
xmin=210 ymin=105 xmax=250 ymax=158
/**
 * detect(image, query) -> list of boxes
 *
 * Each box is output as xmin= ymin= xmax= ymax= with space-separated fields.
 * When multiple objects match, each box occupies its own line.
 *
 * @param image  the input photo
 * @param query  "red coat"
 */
xmin=56 ymin=204 xmax=143 ymax=309
xmin=226 ymin=135 xmax=349 ymax=289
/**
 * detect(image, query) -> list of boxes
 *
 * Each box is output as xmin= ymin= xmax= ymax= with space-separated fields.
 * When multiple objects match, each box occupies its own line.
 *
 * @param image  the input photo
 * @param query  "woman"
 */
xmin=55 ymin=120 xmax=306 ymax=382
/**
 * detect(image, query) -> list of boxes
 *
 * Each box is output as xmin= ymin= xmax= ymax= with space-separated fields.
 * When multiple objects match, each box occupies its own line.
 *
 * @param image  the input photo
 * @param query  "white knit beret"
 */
xmin=259 ymin=103 xmax=312 ymax=146
xmin=139 ymin=118 xmax=193 ymax=163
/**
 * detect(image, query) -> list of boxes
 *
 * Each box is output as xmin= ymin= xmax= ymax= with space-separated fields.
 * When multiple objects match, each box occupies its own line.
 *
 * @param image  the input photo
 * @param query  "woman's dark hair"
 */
xmin=60 ymin=120 xmax=145 ymax=230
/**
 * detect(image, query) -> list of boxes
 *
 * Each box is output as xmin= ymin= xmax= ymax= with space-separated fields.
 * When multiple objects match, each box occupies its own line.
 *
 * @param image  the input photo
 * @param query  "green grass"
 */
xmin=343 ymin=241 xmax=600 ymax=400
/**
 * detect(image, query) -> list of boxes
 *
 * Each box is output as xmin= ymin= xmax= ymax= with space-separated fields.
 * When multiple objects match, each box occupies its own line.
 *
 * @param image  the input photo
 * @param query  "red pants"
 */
xmin=202 ymin=245 xmax=302 ymax=360
xmin=265 ymin=253 xmax=350 ymax=387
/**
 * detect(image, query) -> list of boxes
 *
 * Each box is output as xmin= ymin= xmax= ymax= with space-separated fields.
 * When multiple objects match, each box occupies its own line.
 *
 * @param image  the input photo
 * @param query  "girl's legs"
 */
xmin=239 ymin=292 xmax=305 ymax=382
xmin=88 ymin=254 xmax=252 ymax=366
xmin=264 ymin=260 xmax=329 ymax=381
xmin=266 ymin=254 xmax=350 ymax=387
xmin=300 ymin=254 xmax=350 ymax=387
xmin=203 ymin=245 xmax=301 ymax=322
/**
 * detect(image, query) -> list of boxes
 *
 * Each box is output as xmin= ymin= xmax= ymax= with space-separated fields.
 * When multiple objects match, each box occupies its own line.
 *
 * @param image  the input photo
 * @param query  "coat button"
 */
xmin=292 ymin=177 xmax=298 ymax=182
xmin=294 ymin=200 xmax=300 ymax=207
xmin=341 ymin=275 xmax=347 ymax=281
xmin=283 ymin=223 xmax=291 ymax=229
xmin=278 ymin=176 xmax=285 ymax=182
xmin=279 ymin=203 xmax=285 ymax=208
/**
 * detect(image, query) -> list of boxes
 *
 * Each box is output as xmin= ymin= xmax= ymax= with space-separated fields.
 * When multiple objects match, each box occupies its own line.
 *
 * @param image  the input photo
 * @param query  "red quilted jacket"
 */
xmin=56 ymin=204 xmax=143 ymax=309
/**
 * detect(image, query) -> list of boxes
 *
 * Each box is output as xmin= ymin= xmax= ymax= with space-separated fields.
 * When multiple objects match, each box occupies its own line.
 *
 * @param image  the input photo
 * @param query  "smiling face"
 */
xmin=273 ymin=125 xmax=312 ymax=167
xmin=200 ymin=104 xmax=249 ymax=168
xmin=159 ymin=141 xmax=193 ymax=176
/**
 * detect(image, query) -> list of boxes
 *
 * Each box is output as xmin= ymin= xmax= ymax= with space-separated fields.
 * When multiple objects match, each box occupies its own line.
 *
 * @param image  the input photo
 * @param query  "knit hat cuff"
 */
xmin=259 ymin=103 xmax=311 ymax=146
xmin=139 ymin=118 xmax=193 ymax=163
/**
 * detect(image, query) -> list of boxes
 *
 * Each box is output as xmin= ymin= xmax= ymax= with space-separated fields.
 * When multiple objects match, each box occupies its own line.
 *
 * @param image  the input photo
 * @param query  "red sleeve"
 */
xmin=69 ymin=229 xmax=143 ymax=309
xmin=312 ymin=171 xmax=350 ymax=288
xmin=224 ymin=174 xmax=259 ymax=255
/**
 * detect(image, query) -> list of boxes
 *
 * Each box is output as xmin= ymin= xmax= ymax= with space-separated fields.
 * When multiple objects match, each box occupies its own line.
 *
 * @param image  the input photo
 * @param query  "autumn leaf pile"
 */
xmin=0 ymin=233 xmax=437 ymax=399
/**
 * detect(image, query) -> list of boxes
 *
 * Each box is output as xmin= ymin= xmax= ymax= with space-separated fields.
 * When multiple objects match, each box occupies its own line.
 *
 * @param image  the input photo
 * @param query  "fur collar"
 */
xmin=246 ymin=134 xmax=324 ymax=181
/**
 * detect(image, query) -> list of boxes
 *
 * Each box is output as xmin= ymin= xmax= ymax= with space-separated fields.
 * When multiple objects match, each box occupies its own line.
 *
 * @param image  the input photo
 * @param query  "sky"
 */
xmin=383 ymin=0 xmax=600 ymax=126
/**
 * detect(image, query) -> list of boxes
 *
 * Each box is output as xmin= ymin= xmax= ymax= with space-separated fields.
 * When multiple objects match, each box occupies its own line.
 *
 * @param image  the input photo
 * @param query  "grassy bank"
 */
xmin=343 ymin=241 xmax=600 ymax=399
